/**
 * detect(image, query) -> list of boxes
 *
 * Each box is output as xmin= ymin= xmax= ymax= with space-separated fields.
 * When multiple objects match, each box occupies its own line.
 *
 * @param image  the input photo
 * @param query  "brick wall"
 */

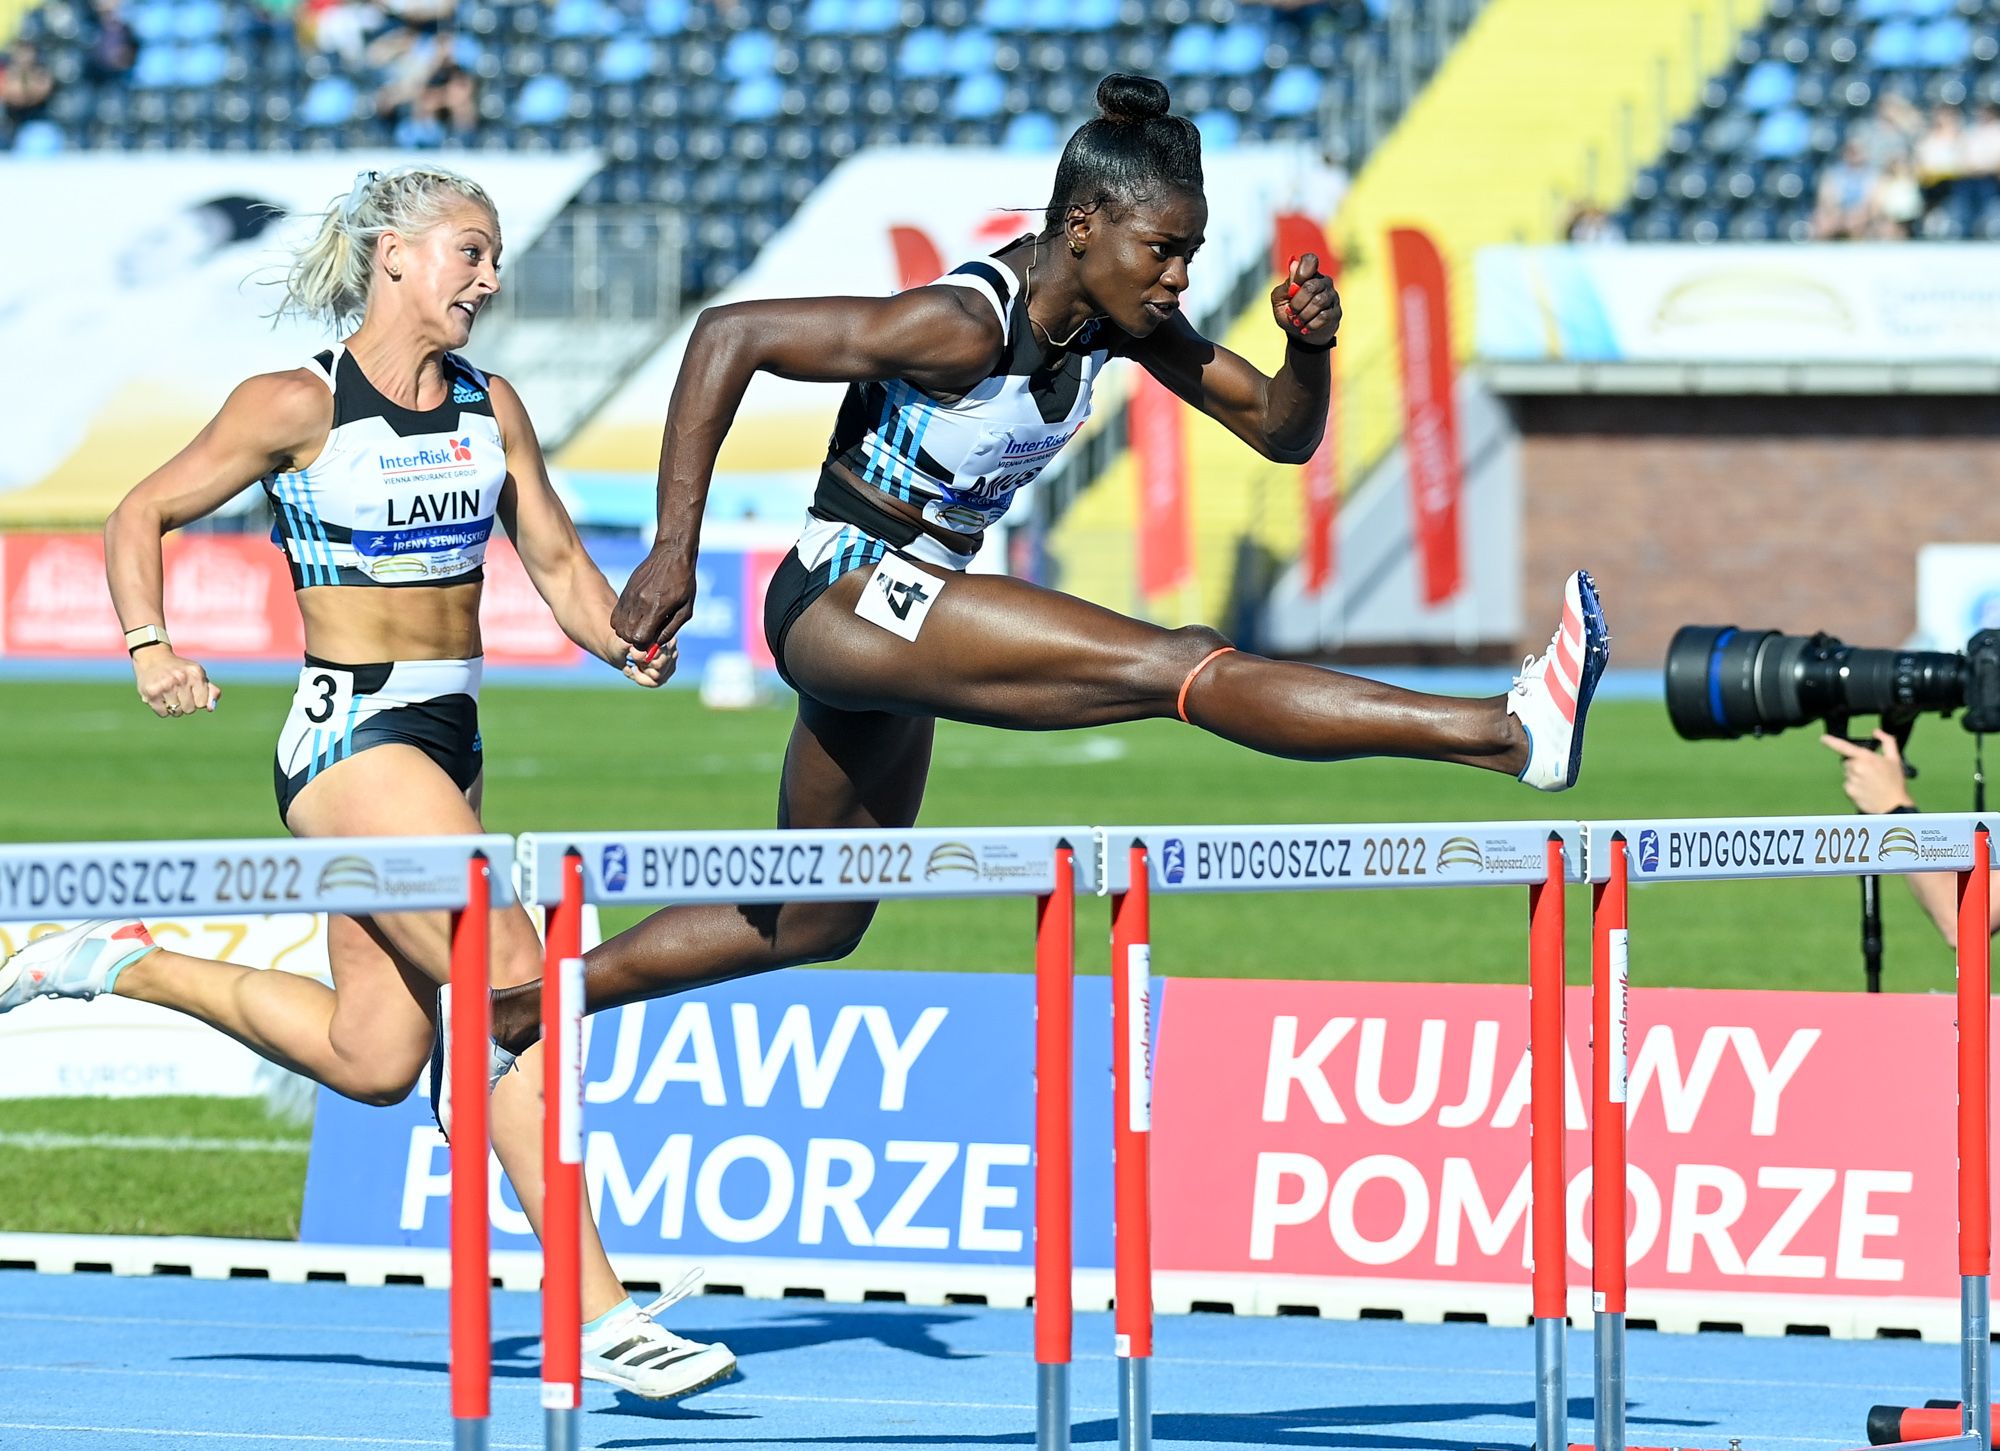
xmin=1515 ymin=395 xmax=2000 ymax=672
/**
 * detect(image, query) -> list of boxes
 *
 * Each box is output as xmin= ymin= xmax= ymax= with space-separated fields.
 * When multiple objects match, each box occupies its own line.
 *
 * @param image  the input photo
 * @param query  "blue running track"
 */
xmin=0 ymin=1270 xmax=1959 ymax=1448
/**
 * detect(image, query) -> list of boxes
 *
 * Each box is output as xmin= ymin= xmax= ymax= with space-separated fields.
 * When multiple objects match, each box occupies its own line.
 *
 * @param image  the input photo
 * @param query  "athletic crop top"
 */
xmin=263 ymin=345 xmax=507 ymax=589
xmin=823 ymin=243 xmax=1114 ymax=538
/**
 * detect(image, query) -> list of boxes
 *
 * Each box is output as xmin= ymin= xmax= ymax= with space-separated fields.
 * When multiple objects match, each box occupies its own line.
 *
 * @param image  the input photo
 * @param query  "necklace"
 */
xmin=1024 ymin=237 xmax=1098 ymax=350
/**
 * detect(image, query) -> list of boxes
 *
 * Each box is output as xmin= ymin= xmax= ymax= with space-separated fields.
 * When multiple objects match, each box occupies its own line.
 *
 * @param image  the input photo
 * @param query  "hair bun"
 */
xmin=1096 ymin=73 xmax=1171 ymax=124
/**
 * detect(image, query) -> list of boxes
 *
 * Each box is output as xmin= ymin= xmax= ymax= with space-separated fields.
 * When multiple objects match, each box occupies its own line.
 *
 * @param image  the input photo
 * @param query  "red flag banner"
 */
xmin=1273 ymin=213 xmax=1341 ymax=595
xmin=1388 ymin=227 xmax=1463 ymax=605
xmin=1130 ymin=369 xmax=1191 ymax=599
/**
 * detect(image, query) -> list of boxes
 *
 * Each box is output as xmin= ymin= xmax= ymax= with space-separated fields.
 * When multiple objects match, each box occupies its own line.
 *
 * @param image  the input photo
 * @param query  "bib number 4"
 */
xmin=855 ymin=554 xmax=946 ymax=642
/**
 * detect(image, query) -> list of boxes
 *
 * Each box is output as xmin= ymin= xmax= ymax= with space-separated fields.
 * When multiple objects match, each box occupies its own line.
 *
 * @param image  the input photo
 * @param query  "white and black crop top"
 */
xmin=823 ymin=242 xmax=1115 ymax=537
xmin=264 ymin=345 xmax=507 ymax=589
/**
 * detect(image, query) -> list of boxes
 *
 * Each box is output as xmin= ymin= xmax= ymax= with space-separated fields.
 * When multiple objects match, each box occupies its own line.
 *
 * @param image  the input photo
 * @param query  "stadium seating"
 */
xmin=1622 ymin=0 xmax=2000 ymax=243
xmin=4 ymin=0 xmax=1381 ymax=296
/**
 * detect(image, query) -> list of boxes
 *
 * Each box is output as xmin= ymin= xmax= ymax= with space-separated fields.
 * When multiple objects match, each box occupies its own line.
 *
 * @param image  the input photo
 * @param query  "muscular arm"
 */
xmin=613 ymin=285 xmax=1004 ymax=645
xmin=489 ymin=374 xmax=628 ymax=668
xmin=104 ymin=368 xmax=328 ymax=715
xmin=1122 ymin=254 xmax=1340 ymax=467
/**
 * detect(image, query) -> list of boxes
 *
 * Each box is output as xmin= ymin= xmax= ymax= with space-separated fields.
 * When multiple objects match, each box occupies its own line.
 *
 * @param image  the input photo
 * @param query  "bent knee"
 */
xmin=783 ymin=903 xmax=874 ymax=965
xmin=1136 ymin=624 xmax=1235 ymax=707
xmin=345 ymin=1069 xmax=421 ymax=1108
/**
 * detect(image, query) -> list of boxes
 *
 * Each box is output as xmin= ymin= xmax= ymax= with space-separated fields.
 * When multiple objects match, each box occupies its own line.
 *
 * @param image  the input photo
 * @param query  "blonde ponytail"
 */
xmin=275 ymin=165 xmax=499 ymax=331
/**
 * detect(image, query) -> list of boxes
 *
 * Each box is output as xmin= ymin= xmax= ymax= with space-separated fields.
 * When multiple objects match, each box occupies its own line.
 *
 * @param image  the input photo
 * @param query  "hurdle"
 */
xmin=1096 ymin=820 xmax=1584 ymax=1451
xmin=1577 ymin=814 xmax=1996 ymax=1451
xmin=515 ymin=827 xmax=1097 ymax=1451
xmin=0 ymin=834 xmax=513 ymax=1451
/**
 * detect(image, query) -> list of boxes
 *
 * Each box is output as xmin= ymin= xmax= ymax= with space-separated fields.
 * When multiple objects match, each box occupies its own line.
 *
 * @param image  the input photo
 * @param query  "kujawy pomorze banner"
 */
xmin=302 ymin=969 xmax=1117 ymax=1270
xmin=1154 ymin=978 xmax=1959 ymax=1302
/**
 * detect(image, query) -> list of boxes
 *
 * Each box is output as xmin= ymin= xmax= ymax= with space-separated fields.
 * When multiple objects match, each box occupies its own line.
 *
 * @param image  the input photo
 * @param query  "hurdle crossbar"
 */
xmin=516 ymin=827 xmax=1091 ymax=1451
xmin=1098 ymin=820 xmax=1586 ymax=1451
xmin=0 ymin=834 xmax=515 ymax=1451
xmin=1580 ymin=814 xmax=1996 ymax=1451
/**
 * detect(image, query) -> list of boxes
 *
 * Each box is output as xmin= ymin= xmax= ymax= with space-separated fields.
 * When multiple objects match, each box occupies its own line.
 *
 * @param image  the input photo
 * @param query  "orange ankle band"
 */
xmin=1176 ymin=647 xmax=1236 ymax=724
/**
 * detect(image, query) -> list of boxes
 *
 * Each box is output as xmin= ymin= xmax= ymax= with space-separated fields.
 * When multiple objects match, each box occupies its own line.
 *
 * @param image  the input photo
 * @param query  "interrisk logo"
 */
xmin=1636 ymin=829 xmax=1661 ymax=874
xmin=602 ymin=844 xmax=629 ymax=892
xmin=447 ymin=436 xmax=473 ymax=463
xmin=318 ymin=856 xmax=381 ymax=894
xmin=1436 ymin=836 xmax=1484 ymax=873
xmin=1879 ymin=825 xmax=1920 ymax=859
xmin=924 ymin=842 xmax=979 ymax=880
xmin=1161 ymin=838 xmax=1186 ymax=884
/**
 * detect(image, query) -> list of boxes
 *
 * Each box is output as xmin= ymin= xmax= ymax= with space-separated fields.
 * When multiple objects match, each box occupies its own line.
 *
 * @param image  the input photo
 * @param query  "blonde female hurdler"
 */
xmin=0 ymin=166 xmax=734 ymax=1400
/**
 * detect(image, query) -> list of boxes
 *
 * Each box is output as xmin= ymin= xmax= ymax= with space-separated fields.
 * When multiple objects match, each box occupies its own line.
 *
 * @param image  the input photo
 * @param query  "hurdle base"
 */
xmin=544 ymin=1407 xmax=579 ymax=1451
xmin=1118 ymin=1356 xmax=1151 ymax=1451
xmin=453 ymin=1418 xmax=487 ymax=1451
xmin=1037 ymin=1362 xmax=1070 ymax=1451
xmin=1868 ymin=1405 xmax=2000 ymax=1446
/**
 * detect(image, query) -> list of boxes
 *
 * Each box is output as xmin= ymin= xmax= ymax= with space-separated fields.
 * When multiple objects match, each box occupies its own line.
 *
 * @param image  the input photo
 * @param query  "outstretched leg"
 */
xmin=783 ymin=565 xmax=1604 ymax=779
xmin=491 ymin=694 xmax=934 ymax=1054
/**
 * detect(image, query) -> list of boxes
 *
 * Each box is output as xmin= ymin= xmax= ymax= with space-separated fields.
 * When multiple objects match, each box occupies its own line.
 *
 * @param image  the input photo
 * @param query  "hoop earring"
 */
xmin=1068 ymin=238 xmax=1084 ymax=257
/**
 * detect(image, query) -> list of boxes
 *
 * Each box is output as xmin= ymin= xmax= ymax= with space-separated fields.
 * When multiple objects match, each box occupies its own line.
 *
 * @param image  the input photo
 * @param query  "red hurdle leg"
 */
xmin=1111 ymin=844 xmax=1153 ymax=1451
xmin=1531 ymin=835 xmax=1567 ymax=1451
xmin=542 ymin=851 xmax=585 ymax=1451
xmin=450 ymin=852 xmax=493 ymax=1451
xmin=1591 ymin=835 xmax=1631 ymax=1451
xmin=1035 ymin=845 xmax=1075 ymax=1451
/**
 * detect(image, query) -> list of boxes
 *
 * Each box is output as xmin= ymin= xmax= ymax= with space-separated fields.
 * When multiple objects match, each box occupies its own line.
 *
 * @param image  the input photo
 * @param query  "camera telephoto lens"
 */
xmin=1666 ymin=625 xmax=1967 ymax=741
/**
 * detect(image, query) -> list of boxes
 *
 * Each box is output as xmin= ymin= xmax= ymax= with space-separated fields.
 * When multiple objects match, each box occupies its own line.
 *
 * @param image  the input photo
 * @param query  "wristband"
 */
xmin=124 ymin=624 xmax=169 ymax=654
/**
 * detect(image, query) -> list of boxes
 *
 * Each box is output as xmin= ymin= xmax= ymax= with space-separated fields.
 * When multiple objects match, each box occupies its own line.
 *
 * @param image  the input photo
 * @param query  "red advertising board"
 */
xmin=1155 ymin=979 xmax=1957 ymax=1301
xmin=0 ymin=533 xmax=580 ymax=666
xmin=1130 ymin=370 xmax=1191 ymax=600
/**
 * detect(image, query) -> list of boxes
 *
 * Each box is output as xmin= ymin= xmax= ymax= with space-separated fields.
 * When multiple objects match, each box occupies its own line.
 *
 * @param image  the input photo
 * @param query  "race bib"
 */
xmin=854 ymin=553 xmax=946 ymax=642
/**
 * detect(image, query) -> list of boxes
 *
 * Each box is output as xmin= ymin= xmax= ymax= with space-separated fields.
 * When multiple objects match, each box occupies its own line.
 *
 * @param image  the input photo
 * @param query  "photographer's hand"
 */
xmin=1820 ymin=729 xmax=1916 ymax=815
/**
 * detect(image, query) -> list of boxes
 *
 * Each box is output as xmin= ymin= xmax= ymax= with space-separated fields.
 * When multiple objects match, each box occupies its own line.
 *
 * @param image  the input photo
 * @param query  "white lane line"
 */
xmin=0 ymin=1131 xmax=309 ymax=1154
xmin=0 ymin=1424 xmax=537 ymax=1449
xmin=0 ymin=1311 xmax=443 ymax=1336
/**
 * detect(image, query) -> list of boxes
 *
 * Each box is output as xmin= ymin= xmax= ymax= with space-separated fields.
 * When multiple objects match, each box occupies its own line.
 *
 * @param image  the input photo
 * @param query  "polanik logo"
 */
xmin=602 ymin=844 xmax=628 ymax=892
xmin=1636 ymin=829 xmax=1661 ymax=874
xmin=1436 ymin=836 xmax=1484 ymax=873
xmin=1161 ymin=838 xmax=1186 ymax=884
xmin=318 ymin=856 xmax=380 ymax=894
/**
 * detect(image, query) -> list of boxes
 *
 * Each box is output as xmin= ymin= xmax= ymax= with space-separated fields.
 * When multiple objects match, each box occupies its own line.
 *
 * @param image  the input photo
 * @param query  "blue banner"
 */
xmin=302 ymin=969 xmax=1116 ymax=1268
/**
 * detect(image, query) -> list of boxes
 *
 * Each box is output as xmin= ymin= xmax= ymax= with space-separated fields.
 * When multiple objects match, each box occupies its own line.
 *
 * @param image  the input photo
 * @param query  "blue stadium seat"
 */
xmin=950 ymin=70 xmax=1005 ymax=120
xmin=643 ymin=0 xmax=689 ymax=36
xmin=945 ymin=29 xmax=996 ymax=76
xmin=298 ymin=75 xmax=357 ymax=127
xmin=12 ymin=117 xmax=65 ymax=155
xmin=131 ymin=43 xmax=181 ymax=88
xmin=1211 ymin=22 xmax=1269 ymax=76
xmin=1869 ymin=20 xmax=1921 ymax=69
xmin=1165 ymin=24 xmax=1216 ymax=76
xmin=899 ymin=28 xmax=949 ymax=77
xmin=1021 ymin=0 xmax=1066 ymax=31
xmin=548 ymin=0 xmax=615 ymax=39
xmin=1002 ymin=109 xmax=1059 ymax=149
xmin=1264 ymin=65 xmax=1320 ymax=119
xmin=727 ymin=74 xmax=784 ymax=120
xmin=174 ymin=0 xmax=222 ymax=41
xmin=514 ymin=74 xmax=572 ymax=125
xmin=129 ymin=2 xmax=176 ymax=43
xmin=1739 ymin=58 xmax=1796 ymax=112
xmin=1069 ymin=0 xmax=1119 ymax=31
xmin=177 ymin=40 xmax=227 ymax=86
xmin=1194 ymin=108 xmax=1239 ymax=150
xmin=1855 ymin=0 xmax=1915 ymax=17
xmin=598 ymin=36 xmax=654 ymax=84
xmin=724 ymin=29 xmax=777 ymax=79
xmin=979 ymin=0 xmax=1030 ymax=30
xmin=1917 ymin=18 xmax=1971 ymax=68
xmin=1752 ymin=106 xmax=1810 ymax=158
